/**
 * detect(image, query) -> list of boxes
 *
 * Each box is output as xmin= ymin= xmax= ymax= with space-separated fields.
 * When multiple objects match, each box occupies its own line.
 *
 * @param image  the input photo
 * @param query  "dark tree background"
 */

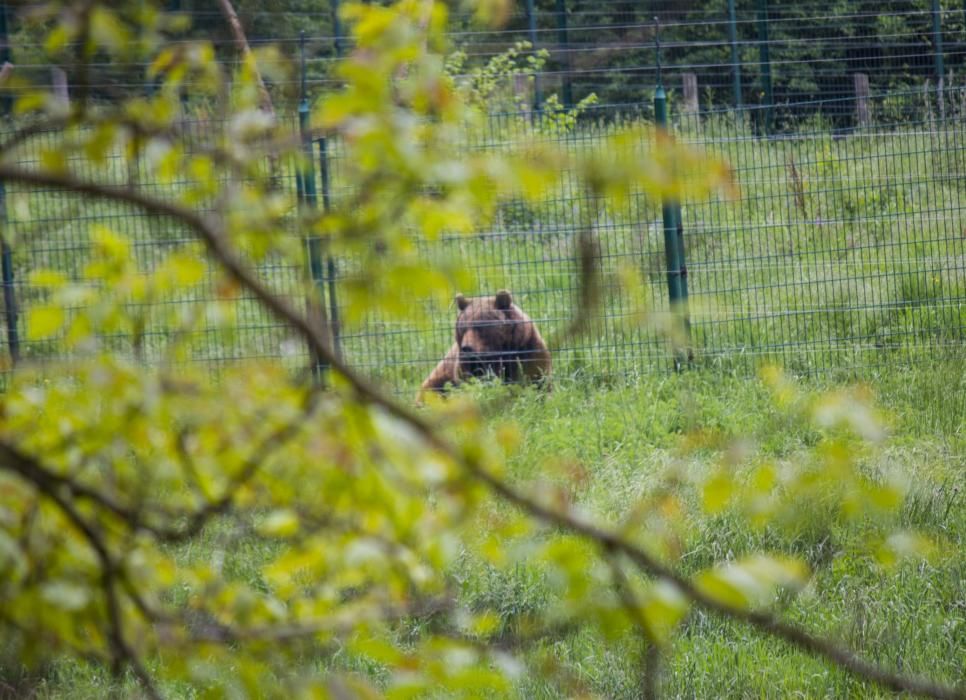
xmin=7 ymin=0 xmax=965 ymax=121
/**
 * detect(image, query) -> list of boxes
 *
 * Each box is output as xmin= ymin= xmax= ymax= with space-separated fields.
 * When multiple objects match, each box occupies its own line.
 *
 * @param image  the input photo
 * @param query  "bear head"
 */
xmin=454 ymin=290 xmax=537 ymax=382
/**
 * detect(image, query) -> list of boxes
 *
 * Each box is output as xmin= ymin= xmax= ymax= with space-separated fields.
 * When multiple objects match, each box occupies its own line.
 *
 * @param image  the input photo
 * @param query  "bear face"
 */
xmin=419 ymin=290 xmax=551 ymax=398
xmin=454 ymin=290 xmax=530 ymax=381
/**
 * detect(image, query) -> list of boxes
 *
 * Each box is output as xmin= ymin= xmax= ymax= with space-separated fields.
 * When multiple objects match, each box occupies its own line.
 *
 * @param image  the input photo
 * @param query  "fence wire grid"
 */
xmin=1 ymin=0 xmax=966 ymax=394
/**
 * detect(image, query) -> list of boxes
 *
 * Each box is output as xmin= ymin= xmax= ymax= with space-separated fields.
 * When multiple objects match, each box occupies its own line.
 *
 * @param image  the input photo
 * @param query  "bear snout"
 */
xmin=458 ymin=346 xmax=491 ymax=378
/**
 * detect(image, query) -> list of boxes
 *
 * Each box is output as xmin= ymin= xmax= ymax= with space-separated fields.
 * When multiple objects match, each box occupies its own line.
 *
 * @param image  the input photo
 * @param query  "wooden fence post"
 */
xmin=514 ymin=74 xmax=535 ymax=116
xmin=682 ymin=72 xmax=699 ymax=116
xmin=51 ymin=66 xmax=69 ymax=109
xmin=854 ymin=73 xmax=870 ymax=128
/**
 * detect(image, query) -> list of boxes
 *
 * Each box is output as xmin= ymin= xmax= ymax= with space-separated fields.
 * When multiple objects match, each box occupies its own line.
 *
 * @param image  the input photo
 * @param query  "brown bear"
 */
xmin=418 ymin=290 xmax=552 ymax=400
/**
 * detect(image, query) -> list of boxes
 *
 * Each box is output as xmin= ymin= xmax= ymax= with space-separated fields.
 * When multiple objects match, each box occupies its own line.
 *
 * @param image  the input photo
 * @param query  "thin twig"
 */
xmin=606 ymin=554 xmax=660 ymax=700
xmin=215 ymin=0 xmax=277 ymax=121
xmin=174 ymin=596 xmax=455 ymax=645
xmin=156 ymin=384 xmax=324 ymax=542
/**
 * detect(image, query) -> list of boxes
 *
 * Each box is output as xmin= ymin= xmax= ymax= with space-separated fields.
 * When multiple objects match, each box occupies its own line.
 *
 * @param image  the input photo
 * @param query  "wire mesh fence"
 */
xmin=1 ymin=1 xmax=965 ymax=394
xmin=0 ymin=116 xmax=314 ymax=378
xmin=677 ymin=98 xmax=966 ymax=374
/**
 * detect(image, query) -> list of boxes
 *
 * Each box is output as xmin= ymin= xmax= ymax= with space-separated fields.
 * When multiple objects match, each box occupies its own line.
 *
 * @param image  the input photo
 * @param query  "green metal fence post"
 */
xmin=0 ymin=189 xmax=18 ymax=365
xmin=932 ymin=0 xmax=945 ymax=116
xmin=525 ymin=0 xmax=543 ymax=116
xmin=654 ymin=20 xmax=690 ymax=370
xmin=167 ymin=0 xmax=188 ymax=111
xmin=317 ymin=136 xmax=341 ymax=362
xmin=325 ymin=2 xmax=343 ymax=361
xmin=555 ymin=0 xmax=573 ymax=109
xmin=299 ymin=32 xmax=331 ymax=383
xmin=756 ymin=0 xmax=773 ymax=134
xmin=330 ymin=0 xmax=344 ymax=57
xmin=727 ymin=0 xmax=743 ymax=109
xmin=0 ymin=2 xmax=18 ymax=366
xmin=316 ymin=127 xmax=342 ymax=364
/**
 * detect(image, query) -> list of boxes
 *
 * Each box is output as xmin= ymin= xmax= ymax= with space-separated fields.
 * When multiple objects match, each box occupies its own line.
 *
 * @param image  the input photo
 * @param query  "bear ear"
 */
xmin=455 ymin=293 xmax=470 ymax=311
xmin=495 ymin=289 xmax=513 ymax=310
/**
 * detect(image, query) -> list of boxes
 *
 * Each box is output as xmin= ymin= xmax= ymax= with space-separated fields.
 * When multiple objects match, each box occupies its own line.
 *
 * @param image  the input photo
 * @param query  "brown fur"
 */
xmin=418 ymin=290 xmax=551 ymax=400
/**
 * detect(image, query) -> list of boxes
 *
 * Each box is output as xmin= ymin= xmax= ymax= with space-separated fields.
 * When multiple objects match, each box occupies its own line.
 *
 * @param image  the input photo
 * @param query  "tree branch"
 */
xmin=0 ymin=164 xmax=961 ymax=700
xmin=0 ymin=441 xmax=141 ymax=526
xmin=216 ymin=0 xmax=276 ymax=121
xmin=0 ymin=386 xmax=322 ymax=546
xmin=4 ymin=446 xmax=164 ymax=700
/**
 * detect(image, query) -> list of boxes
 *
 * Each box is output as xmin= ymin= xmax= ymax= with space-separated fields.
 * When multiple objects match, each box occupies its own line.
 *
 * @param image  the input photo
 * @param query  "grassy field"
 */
xmin=10 ymin=359 xmax=963 ymax=699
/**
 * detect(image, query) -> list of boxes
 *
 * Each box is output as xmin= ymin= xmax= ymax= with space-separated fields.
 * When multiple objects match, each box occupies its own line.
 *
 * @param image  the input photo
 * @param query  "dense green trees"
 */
xmin=11 ymin=0 xmax=966 ymax=117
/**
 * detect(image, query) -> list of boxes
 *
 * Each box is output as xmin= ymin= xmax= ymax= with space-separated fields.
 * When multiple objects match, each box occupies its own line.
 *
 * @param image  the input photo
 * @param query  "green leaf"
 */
xmin=44 ymin=24 xmax=73 ymax=56
xmin=696 ymin=556 xmax=809 ymax=610
xmin=28 ymin=269 xmax=69 ymax=289
xmin=26 ymin=305 xmax=66 ymax=341
xmin=701 ymin=470 xmax=734 ymax=514
xmin=257 ymin=509 xmax=299 ymax=538
xmin=41 ymin=581 xmax=90 ymax=611
xmin=640 ymin=580 xmax=690 ymax=645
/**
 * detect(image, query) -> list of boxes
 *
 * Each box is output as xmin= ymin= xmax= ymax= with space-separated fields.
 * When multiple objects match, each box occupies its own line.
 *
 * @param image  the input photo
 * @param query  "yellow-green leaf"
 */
xmin=41 ymin=581 xmax=90 ymax=611
xmin=640 ymin=580 xmax=690 ymax=645
xmin=148 ymin=48 xmax=178 ymax=79
xmin=258 ymin=509 xmax=299 ymax=538
xmin=26 ymin=305 xmax=66 ymax=341
xmin=696 ymin=556 xmax=808 ymax=610
xmin=28 ymin=269 xmax=69 ymax=289
xmin=877 ymin=531 xmax=937 ymax=568
xmin=90 ymin=6 xmax=133 ymax=55
xmin=40 ymin=149 xmax=68 ymax=174
xmin=91 ymin=226 xmax=130 ymax=261
xmin=44 ymin=24 xmax=73 ymax=55
xmin=13 ymin=91 xmax=48 ymax=116
xmin=702 ymin=470 xmax=734 ymax=514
